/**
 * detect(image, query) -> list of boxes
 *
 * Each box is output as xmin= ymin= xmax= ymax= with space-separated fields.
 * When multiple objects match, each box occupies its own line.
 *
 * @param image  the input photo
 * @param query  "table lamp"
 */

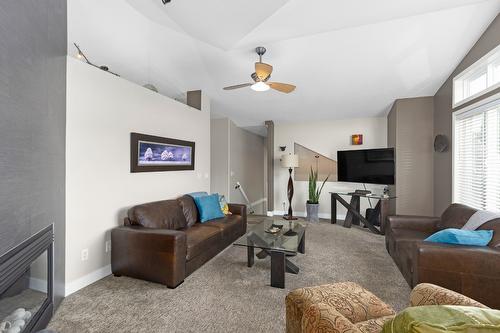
xmin=281 ymin=154 xmax=299 ymax=221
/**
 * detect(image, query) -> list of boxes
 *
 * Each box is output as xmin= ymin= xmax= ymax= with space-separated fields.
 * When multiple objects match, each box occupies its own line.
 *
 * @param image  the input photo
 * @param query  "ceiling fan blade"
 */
xmin=255 ymin=62 xmax=273 ymax=81
xmin=223 ymin=83 xmax=253 ymax=90
xmin=269 ymin=82 xmax=296 ymax=93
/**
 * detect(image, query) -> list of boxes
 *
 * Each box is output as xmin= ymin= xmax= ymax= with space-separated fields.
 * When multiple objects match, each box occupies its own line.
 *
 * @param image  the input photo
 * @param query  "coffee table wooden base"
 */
xmin=246 ymin=233 xmax=305 ymax=289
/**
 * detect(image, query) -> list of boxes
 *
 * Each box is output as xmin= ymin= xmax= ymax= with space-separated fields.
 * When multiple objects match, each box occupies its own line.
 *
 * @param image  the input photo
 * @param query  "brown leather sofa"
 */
xmin=111 ymin=195 xmax=246 ymax=288
xmin=385 ymin=203 xmax=500 ymax=309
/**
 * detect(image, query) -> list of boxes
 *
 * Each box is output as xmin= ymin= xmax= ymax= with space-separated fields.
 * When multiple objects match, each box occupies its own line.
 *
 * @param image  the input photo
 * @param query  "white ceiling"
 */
xmin=68 ymin=0 xmax=500 ymax=126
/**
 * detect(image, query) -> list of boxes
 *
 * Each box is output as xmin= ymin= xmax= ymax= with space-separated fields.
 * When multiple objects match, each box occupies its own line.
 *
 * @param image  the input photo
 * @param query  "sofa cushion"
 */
xmin=389 ymin=228 xmax=433 ymax=242
xmin=202 ymin=215 xmax=245 ymax=242
xmin=178 ymin=195 xmax=198 ymax=227
xmin=193 ymin=194 xmax=225 ymax=223
xmin=438 ymin=204 xmax=477 ymax=230
xmin=128 ymin=199 xmax=187 ymax=230
xmin=185 ymin=224 xmax=223 ymax=260
xmin=382 ymin=305 xmax=500 ymax=333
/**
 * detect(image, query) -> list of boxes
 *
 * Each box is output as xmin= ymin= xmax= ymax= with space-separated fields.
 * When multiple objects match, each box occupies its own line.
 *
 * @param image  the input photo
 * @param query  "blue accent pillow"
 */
xmin=193 ymin=193 xmax=224 ymax=223
xmin=424 ymin=228 xmax=493 ymax=247
xmin=187 ymin=191 xmax=208 ymax=199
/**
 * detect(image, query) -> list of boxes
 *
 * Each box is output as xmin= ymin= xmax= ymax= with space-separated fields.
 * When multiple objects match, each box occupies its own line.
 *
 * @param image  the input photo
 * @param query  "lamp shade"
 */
xmin=281 ymin=154 xmax=299 ymax=168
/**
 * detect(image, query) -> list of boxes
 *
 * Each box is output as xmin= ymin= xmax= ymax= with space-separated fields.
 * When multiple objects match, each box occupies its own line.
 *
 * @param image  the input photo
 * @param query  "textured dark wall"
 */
xmin=433 ymin=14 xmax=500 ymax=216
xmin=0 ymin=0 xmax=67 ymax=306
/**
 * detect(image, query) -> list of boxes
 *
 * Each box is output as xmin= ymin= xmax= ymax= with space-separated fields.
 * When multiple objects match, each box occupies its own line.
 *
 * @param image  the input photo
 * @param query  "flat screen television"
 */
xmin=337 ymin=148 xmax=395 ymax=185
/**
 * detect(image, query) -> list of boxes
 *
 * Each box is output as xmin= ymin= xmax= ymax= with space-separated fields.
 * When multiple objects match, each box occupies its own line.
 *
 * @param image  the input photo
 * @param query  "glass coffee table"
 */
xmin=233 ymin=220 xmax=306 ymax=288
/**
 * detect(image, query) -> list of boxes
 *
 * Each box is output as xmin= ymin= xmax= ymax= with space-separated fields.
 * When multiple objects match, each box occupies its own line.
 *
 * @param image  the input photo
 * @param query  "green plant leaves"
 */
xmin=308 ymin=166 xmax=329 ymax=204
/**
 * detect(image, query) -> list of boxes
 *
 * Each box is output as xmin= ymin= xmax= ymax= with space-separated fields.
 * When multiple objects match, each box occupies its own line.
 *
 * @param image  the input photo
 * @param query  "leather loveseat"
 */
xmin=111 ymin=195 xmax=246 ymax=288
xmin=385 ymin=203 xmax=500 ymax=308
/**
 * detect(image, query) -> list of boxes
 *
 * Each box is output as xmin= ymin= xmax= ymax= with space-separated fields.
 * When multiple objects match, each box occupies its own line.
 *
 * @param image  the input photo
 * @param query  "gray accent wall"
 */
xmin=229 ymin=121 xmax=266 ymax=214
xmin=0 ymin=0 xmax=67 ymax=306
xmin=433 ymin=14 xmax=500 ymax=215
xmin=388 ymin=97 xmax=434 ymax=216
xmin=210 ymin=118 xmax=230 ymax=197
xmin=210 ymin=118 xmax=266 ymax=214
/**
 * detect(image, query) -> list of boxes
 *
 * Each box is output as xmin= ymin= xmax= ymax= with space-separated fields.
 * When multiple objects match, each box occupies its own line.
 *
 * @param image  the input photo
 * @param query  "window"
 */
xmin=453 ymin=44 xmax=500 ymax=107
xmin=454 ymin=97 xmax=500 ymax=211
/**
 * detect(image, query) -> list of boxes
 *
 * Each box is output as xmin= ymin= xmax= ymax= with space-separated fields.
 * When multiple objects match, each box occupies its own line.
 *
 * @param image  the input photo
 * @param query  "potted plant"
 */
xmin=306 ymin=167 xmax=329 ymax=222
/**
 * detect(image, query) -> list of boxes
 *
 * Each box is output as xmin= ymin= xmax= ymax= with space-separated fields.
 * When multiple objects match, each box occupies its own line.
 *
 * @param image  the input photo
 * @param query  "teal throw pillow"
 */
xmin=187 ymin=191 xmax=208 ymax=199
xmin=424 ymin=228 xmax=493 ymax=247
xmin=193 ymin=194 xmax=224 ymax=223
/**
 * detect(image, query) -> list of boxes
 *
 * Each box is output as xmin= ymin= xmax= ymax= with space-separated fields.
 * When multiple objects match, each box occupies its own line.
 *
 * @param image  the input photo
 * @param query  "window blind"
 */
xmin=454 ymin=98 xmax=500 ymax=211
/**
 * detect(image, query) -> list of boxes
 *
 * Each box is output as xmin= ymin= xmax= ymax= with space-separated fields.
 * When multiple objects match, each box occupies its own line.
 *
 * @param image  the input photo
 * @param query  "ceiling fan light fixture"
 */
xmin=251 ymin=81 xmax=270 ymax=92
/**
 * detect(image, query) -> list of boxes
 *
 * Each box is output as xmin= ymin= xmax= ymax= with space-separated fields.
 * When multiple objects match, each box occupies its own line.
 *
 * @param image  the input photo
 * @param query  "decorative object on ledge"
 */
xmin=73 ymin=43 xmax=120 ymax=77
xmin=281 ymin=154 xmax=299 ymax=220
xmin=351 ymin=134 xmax=363 ymax=145
xmin=143 ymin=84 xmax=159 ymax=93
xmin=130 ymin=133 xmax=195 ymax=172
xmin=434 ymin=134 xmax=449 ymax=152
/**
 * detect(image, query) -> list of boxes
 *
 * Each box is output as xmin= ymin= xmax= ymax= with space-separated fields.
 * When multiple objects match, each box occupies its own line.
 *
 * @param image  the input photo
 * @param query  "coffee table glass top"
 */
xmin=233 ymin=220 xmax=306 ymax=254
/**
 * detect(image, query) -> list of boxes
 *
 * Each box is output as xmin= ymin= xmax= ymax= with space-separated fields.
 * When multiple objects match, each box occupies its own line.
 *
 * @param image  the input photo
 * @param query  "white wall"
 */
xmin=65 ymin=57 xmax=210 ymax=295
xmin=273 ymin=118 xmax=387 ymax=218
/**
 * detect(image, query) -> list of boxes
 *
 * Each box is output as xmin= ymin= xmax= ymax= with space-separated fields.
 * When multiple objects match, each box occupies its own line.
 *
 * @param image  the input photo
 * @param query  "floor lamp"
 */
xmin=281 ymin=153 xmax=299 ymax=221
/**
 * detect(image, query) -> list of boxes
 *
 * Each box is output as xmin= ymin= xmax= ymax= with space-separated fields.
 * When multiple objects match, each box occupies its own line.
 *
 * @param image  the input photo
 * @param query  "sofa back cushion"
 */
xmin=127 ymin=199 xmax=187 ymax=230
xmin=178 ymin=195 xmax=199 ymax=227
xmin=438 ymin=204 xmax=477 ymax=230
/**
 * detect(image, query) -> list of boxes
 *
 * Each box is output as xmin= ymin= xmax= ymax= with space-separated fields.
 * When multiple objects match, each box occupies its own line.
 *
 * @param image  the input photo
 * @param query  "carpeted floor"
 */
xmin=48 ymin=219 xmax=410 ymax=333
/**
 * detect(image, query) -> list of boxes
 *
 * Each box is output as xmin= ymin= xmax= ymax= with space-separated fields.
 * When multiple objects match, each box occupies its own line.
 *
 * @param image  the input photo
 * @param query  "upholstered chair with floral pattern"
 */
xmin=285 ymin=282 xmax=487 ymax=333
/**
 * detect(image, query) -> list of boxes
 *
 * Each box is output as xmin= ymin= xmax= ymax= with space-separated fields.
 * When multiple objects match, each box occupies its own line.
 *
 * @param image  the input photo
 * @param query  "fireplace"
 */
xmin=0 ymin=225 xmax=54 ymax=332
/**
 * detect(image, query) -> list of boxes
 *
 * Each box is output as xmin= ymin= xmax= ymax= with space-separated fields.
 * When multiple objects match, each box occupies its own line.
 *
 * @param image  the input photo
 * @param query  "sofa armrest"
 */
xmin=301 ymin=303 xmax=361 ymax=333
xmin=111 ymin=226 xmax=187 ymax=288
xmin=228 ymin=203 xmax=247 ymax=219
xmin=410 ymin=283 xmax=487 ymax=308
xmin=415 ymin=242 xmax=500 ymax=276
xmin=387 ymin=215 xmax=440 ymax=233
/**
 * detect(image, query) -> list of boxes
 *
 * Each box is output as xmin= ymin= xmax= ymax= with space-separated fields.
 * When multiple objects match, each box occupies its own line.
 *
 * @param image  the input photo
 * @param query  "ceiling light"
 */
xmin=251 ymin=82 xmax=270 ymax=92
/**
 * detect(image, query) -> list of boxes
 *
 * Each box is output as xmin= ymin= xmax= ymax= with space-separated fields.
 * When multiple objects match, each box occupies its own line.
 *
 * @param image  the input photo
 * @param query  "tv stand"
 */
xmin=348 ymin=189 xmax=371 ymax=195
xmin=330 ymin=191 xmax=396 ymax=235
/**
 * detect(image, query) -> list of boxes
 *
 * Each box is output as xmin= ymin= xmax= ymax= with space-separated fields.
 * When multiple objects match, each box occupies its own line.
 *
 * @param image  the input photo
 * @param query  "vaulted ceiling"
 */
xmin=68 ymin=0 xmax=500 ymax=125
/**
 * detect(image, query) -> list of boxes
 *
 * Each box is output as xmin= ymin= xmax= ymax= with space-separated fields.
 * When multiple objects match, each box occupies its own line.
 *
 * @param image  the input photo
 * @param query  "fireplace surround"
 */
xmin=0 ymin=225 xmax=54 ymax=332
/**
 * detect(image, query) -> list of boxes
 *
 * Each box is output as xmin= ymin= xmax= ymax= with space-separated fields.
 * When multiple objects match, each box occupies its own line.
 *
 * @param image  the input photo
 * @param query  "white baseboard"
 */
xmin=272 ymin=210 xmax=346 ymax=220
xmin=29 ymin=277 xmax=47 ymax=293
xmin=65 ymin=264 xmax=112 ymax=297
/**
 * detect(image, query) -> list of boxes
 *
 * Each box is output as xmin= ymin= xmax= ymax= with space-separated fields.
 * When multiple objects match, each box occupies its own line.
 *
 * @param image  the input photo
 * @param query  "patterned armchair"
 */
xmin=285 ymin=282 xmax=487 ymax=333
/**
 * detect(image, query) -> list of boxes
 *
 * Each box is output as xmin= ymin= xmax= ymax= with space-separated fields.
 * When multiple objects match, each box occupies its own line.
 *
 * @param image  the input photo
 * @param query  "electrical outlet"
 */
xmin=105 ymin=240 xmax=111 ymax=253
xmin=81 ymin=248 xmax=89 ymax=261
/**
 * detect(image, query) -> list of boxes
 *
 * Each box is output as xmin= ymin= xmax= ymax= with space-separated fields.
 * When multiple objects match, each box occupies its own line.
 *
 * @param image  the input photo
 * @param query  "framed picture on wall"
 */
xmin=130 ymin=132 xmax=195 ymax=172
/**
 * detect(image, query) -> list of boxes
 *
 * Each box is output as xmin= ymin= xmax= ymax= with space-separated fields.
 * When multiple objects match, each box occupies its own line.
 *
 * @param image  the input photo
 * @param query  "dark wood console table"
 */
xmin=330 ymin=192 xmax=396 ymax=235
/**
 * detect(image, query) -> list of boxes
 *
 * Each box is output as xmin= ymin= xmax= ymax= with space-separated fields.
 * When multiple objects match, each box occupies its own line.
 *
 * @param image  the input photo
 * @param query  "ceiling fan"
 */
xmin=223 ymin=47 xmax=296 ymax=93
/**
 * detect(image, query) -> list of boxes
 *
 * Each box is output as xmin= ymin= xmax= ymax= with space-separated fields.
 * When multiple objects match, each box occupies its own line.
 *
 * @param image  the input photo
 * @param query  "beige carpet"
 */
xmin=48 ymin=219 xmax=410 ymax=333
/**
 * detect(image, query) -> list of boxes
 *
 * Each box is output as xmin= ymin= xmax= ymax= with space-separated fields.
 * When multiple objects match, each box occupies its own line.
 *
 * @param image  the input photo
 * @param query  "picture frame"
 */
xmin=130 ymin=132 xmax=195 ymax=172
xmin=351 ymin=134 xmax=363 ymax=145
